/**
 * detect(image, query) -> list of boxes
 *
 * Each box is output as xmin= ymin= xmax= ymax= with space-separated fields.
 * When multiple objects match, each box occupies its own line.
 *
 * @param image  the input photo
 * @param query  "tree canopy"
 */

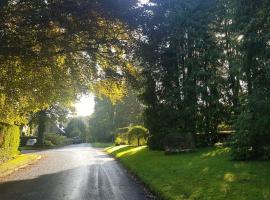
xmin=0 ymin=0 xmax=137 ymax=124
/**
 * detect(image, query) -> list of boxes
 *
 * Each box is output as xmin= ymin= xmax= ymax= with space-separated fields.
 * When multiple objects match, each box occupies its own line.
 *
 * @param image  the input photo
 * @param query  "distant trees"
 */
xmin=65 ymin=118 xmax=88 ymax=142
xmin=89 ymin=89 xmax=144 ymax=142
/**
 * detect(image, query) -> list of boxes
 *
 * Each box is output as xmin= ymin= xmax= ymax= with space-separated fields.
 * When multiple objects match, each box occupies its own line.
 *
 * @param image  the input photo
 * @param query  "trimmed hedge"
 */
xmin=0 ymin=123 xmax=20 ymax=163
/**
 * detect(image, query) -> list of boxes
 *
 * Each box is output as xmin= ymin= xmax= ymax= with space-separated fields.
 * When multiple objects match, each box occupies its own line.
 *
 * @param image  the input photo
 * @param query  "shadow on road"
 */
xmin=0 ymin=163 xmax=148 ymax=200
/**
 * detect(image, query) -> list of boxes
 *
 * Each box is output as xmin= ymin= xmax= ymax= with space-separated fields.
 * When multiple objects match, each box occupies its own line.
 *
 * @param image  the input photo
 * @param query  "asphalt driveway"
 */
xmin=0 ymin=144 xmax=148 ymax=200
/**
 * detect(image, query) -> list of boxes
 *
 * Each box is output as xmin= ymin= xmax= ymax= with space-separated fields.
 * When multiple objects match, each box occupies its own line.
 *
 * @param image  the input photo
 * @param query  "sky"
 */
xmin=139 ymin=0 xmax=149 ymax=4
xmin=74 ymin=94 xmax=95 ymax=116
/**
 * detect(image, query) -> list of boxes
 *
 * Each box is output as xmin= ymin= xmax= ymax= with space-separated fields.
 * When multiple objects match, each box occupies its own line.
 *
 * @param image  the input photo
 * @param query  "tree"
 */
xmin=32 ymin=104 xmax=71 ymax=145
xmin=89 ymin=88 xmax=144 ymax=142
xmin=0 ymin=0 xmax=137 ymax=125
xmin=65 ymin=117 xmax=88 ymax=142
xmin=232 ymin=0 xmax=270 ymax=160
xmin=127 ymin=125 xmax=148 ymax=146
xmin=137 ymin=0 xmax=226 ymax=149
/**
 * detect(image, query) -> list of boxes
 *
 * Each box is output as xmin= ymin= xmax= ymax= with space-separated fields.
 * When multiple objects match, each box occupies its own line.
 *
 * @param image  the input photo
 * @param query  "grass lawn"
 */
xmin=19 ymin=146 xmax=54 ymax=151
xmin=0 ymin=154 xmax=40 ymax=177
xmin=91 ymin=142 xmax=113 ymax=148
xmin=106 ymin=145 xmax=270 ymax=200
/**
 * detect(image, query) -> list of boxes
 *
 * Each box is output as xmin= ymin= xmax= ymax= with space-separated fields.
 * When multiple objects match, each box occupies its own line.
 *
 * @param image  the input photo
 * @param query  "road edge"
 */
xmin=104 ymin=148 xmax=161 ymax=200
xmin=0 ymin=154 xmax=42 ymax=178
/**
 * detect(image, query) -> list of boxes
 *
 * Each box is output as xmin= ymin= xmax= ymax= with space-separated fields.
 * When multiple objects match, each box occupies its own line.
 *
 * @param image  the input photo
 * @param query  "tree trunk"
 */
xmin=37 ymin=110 xmax=46 ymax=146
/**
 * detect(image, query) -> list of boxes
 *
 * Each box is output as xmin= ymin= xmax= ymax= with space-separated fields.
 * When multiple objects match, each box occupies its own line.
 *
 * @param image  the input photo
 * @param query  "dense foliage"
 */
xmin=133 ymin=0 xmax=270 ymax=160
xmin=0 ymin=0 xmax=269 ymax=161
xmin=89 ymin=89 xmax=144 ymax=142
xmin=44 ymin=133 xmax=72 ymax=147
xmin=115 ymin=125 xmax=148 ymax=146
xmin=0 ymin=123 xmax=20 ymax=163
xmin=65 ymin=117 xmax=88 ymax=142
xmin=0 ymin=0 xmax=137 ymax=160
xmin=0 ymin=0 xmax=137 ymax=125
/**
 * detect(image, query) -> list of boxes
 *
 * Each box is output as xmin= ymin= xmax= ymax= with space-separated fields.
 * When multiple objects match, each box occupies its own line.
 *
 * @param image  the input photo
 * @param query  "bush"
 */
xmin=0 ymin=123 xmax=20 ymax=163
xmin=115 ymin=125 xmax=148 ymax=146
xmin=45 ymin=133 xmax=72 ymax=147
xmin=44 ymin=140 xmax=54 ymax=147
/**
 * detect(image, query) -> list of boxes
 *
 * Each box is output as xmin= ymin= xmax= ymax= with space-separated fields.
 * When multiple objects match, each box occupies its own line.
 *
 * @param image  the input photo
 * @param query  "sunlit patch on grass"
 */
xmin=263 ymin=190 xmax=270 ymax=199
xmin=0 ymin=154 xmax=40 ymax=176
xmin=106 ymin=146 xmax=270 ymax=200
xmin=105 ymin=145 xmax=129 ymax=153
xmin=224 ymin=172 xmax=236 ymax=182
xmin=220 ymin=182 xmax=231 ymax=193
xmin=202 ymin=167 xmax=209 ymax=173
xmin=116 ymin=146 xmax=146 ymax=157
xmin=201 ymin=147 xmax=230 ymax=158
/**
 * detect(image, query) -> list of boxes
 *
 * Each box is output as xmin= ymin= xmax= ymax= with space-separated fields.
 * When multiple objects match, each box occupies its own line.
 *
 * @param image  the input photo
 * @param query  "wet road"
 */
xmin=0 ymin=144 xmax=148 ymax=200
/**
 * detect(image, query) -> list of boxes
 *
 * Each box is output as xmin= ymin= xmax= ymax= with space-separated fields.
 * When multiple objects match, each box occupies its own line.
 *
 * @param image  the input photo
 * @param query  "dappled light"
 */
xmin=106 ymin=146 xmax=270 ymax=200
xmin=116 ymin=146 xmax=146 ymax=157
xmin=224 ymin=172 xmax=236 ymax=182
xmin=201 ymin=148 xmax=231 ymax=158
xmin=105 ymin=145 xmax=129 ymax=154
xmin=0 ymin=0 xmax=269 ymax=199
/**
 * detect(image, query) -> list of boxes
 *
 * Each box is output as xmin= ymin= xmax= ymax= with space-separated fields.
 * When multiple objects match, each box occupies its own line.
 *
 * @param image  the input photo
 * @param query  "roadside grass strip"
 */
xmin=91 ymin=143 xmax=114 ymax=148
xmin=0 ymin=154 xmax=41 ymax=178
xmin=105 ymin=145 xmax=270 ymax=200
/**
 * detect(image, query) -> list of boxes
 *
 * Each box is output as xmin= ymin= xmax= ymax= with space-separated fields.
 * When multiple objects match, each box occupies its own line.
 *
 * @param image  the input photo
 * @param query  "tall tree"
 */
xmin=138 ymin=0 xmax=225 ymax=149
xmin=232 ymin=0 xmax=270 ymax=160
xmin=0 ymin=0 xmax=137 ymax=125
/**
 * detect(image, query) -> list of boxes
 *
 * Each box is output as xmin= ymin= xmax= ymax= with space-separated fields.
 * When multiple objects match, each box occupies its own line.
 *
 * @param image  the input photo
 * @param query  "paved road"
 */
xmin=0 ymin=144 xmax=148 ymax=200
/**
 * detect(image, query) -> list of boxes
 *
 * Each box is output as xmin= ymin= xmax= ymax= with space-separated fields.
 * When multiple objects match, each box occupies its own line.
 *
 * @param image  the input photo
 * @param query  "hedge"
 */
xmin=0 ymin=123 xmax=20 ymax=163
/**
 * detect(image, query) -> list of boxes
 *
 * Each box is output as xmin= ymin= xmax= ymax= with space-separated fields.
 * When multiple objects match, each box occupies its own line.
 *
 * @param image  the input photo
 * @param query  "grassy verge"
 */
xmin=19 ymin=146 xmax=54 ymax=151
xmin=105 ymin=145 xmax=270 ymax=200
xmin=91 ymin=142 xmax=113 ymax=148
xmin=0 ymin=154 xmax=40 ymax=177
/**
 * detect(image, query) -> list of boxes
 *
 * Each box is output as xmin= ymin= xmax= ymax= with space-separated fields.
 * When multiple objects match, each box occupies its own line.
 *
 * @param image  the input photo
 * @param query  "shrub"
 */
xmin=44 ymin=140 xmax=54 ymax=147
xmin=0 ymin=123 xmax=20 ymax=163
xmin=45 ymin=133 xmax=72 ymax=147
xmin=115 ymin=125 xmax=148 ymax=146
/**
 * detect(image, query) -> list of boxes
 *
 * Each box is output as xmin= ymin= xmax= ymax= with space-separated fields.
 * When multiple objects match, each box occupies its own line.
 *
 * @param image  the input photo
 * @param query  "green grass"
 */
xmin=19 ymin=146 xmax=54 ymax=151
xmin=106 ymin=145 xmax=270 ymax=200
xmin=0 ymin=154 xmax=40 ymax=176
xmin=91 ymin=142 xmax=113 ymax=148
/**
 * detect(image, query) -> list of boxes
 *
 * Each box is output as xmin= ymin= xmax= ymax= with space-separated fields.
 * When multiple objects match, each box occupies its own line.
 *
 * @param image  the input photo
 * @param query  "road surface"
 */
xmin=0 ymin=144 xmax=149 ymax=200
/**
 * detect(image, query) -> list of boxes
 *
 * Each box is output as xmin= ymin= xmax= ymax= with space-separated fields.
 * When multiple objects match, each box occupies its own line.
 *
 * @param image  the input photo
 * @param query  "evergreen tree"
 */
xmin=232 ymin=0 xmax=270 ymax=160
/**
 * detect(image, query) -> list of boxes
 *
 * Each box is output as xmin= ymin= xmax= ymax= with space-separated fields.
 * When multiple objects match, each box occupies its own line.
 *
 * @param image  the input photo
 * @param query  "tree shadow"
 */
xmin=0 ymin=163 xmax=148 ymax=200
